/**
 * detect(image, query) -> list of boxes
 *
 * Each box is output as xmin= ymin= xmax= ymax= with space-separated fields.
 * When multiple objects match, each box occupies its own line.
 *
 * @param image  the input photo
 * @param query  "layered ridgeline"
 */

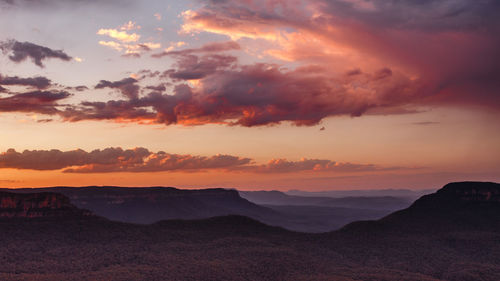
xmin=1 ymin=186 xmax=398 ymax=232
xmin=0 ymin=182 xmax=498 ymax=280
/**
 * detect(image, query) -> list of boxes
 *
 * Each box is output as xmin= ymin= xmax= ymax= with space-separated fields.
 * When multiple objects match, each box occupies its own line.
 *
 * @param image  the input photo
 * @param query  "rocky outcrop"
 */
xmin=437 ymin=181 xmax=500 ymax=202
xmin=410 ymin=181 xmax=500 ymax=209
xmin=0 ymin=192 xmax=93 ymax=218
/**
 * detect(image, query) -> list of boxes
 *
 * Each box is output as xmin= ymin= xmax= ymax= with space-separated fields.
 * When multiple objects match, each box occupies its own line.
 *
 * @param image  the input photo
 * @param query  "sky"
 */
xmin=0 ymin=0 xmax=499 ymax=190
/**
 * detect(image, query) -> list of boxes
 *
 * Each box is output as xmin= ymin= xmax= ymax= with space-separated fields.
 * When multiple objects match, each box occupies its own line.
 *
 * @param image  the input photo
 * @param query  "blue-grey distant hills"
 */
xmin=239 ymin=190 xmax=415 ymax=210
xmin=286 ymin=188 xmax=435 ymax=199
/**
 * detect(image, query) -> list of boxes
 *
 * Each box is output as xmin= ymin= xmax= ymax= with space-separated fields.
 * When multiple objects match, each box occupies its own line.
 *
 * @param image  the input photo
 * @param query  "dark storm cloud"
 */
xmin=320 ymin=0 xmax=500 ymax=32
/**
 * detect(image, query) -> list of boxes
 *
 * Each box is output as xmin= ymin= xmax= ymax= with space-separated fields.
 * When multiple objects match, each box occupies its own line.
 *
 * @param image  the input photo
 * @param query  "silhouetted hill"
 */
xmin=340 ymin=181 xmax=500 ymax=233
xmin=325 ymin=182 xmax=500 ymax=280
xmin=0 ymin=182 xmax=498 ymax=280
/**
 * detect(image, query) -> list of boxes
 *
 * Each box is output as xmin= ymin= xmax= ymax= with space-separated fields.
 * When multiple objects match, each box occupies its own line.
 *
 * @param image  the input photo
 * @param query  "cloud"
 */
xmin=152 ymin=41 xmax=240 ymax=58
xmin=74 ymin=85 xmax=89 ymax=92
xmin=145 ymin=84 xmax=166 ymax=92
xmin=3 ymin=0 xmax=498 ymax=127
xmin=0 ymin=40 xmax=72 ymax=67
xmin=100 ymin=41 xmax=161 ymax=55
xmin=58 ymin=62 xmax=423 ymax=126
xmin=0 ymin=75 xmax=51 ymax=89
xmin=0 ymin=147 xmax=394 ymax=174
xmin=97 ymin=28 xmax=140 ymax=43
xmin=0 ymin=90 xmax=70 ymax=114
xmin=95 ymin=77 xmax=139 ymax=99
xmin=97 ymin=24 xmax=160 ymax=55
xmin=247 ymin=158 xmax=383 ymax=173
xmin=120 ymin=21 xmax=141 ymax=31
xmin=164 ymin=54 xmax=238 ymax=80
xmin=98 ymin=41 xmax=123 ymax=52
xmin=179 ymin=0 xmax=500 ymax=109
xmin=0 ymin=147 xmax=252 ymax=172
xmin=320 ymin=0 xmax=500 ymax=32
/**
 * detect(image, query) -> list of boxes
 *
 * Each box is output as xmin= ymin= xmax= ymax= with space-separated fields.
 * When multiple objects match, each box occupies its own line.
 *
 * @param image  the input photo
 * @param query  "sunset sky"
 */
xmin=0 ymin=0 xmax=499 ymax=190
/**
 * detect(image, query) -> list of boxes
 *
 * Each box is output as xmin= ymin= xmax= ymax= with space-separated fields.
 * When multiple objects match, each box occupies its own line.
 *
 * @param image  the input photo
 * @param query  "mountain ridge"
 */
xmin=0 ymin=181 xmax=498 ymax=280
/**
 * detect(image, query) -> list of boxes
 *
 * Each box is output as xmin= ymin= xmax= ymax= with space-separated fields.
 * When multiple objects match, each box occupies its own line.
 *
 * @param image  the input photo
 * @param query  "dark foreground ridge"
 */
xmin=0 ymin=181 xmax=498 ymax=281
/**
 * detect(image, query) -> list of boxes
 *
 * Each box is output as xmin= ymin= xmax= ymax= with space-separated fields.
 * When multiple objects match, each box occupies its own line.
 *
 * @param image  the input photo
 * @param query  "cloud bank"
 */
xmin=0 ymin=147 xmax=392 ymax=174
xmin=1 ymin=0 xmax=499 ymax=127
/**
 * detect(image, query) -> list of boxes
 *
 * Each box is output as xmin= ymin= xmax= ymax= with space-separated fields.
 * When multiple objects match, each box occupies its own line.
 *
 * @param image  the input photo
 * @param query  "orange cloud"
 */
xmin=180 ymin=9 xmax=280 ymax=41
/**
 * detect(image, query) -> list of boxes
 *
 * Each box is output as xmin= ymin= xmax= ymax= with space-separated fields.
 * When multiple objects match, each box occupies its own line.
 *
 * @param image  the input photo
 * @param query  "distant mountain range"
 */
xmin=2 ymin=186 xmax=406 ymax=232
xmin=239 ymin=190 xmax=414 ymax=210
xmin=286 ymin=188 xmax=435 ymax=199
xmin=0 ymin=181 xmax=498 ymax=280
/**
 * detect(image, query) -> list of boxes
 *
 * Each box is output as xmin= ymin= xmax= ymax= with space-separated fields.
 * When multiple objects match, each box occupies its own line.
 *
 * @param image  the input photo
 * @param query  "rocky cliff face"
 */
xmin=0 ymin=192 xmax=93 ymax=218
